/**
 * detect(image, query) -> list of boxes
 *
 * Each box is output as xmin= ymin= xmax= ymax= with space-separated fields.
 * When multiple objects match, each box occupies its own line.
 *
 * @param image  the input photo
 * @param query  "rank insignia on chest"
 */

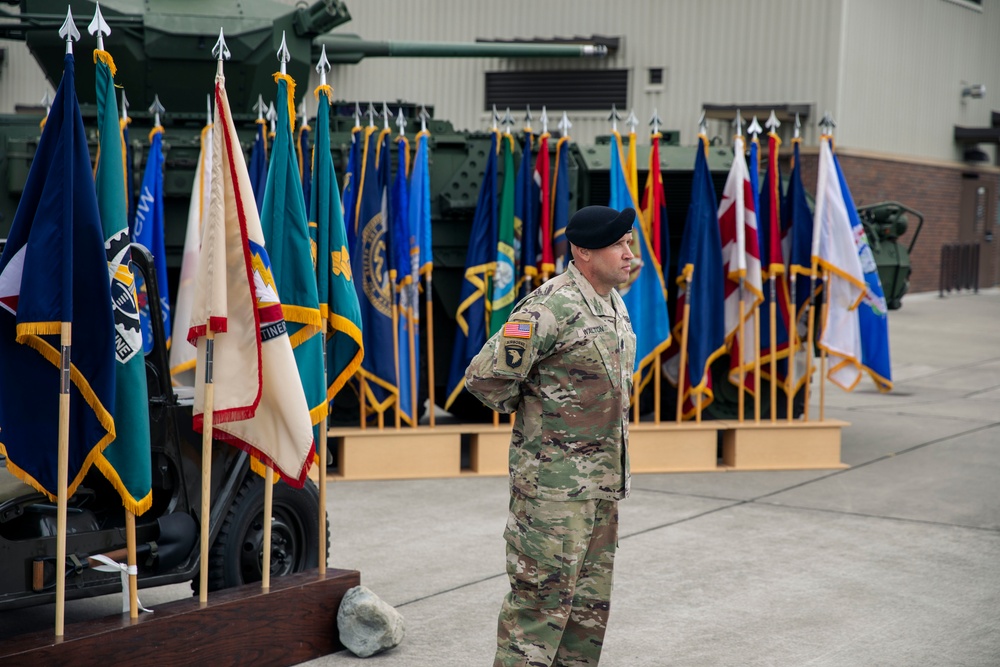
xmin=503 ymin=322 xmax=533 ymax=339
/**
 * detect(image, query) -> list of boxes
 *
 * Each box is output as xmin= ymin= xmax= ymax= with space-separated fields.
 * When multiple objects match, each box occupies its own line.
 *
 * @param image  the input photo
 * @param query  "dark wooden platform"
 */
xmin=0 ymin=568 xmax=361 ymax=666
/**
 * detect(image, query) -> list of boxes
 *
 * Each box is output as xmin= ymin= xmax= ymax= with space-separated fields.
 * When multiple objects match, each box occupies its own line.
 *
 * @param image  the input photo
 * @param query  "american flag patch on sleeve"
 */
xmin=503 ymin=322 xmax=533 ymax=339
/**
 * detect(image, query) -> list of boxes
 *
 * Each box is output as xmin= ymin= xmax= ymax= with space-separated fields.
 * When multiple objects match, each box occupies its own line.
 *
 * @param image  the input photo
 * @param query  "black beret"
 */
xmin=565 ymin=206 xmax=636 ymax=249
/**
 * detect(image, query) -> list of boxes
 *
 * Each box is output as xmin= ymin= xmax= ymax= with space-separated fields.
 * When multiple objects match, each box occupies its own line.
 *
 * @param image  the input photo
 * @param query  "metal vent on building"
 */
xmin=485 ymin=69 xmax=628 ymax=112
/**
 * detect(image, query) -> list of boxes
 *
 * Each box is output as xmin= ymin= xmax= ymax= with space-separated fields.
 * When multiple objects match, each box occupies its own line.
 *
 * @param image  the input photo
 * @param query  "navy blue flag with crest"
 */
xmin=514 ymin=130 xmax=538 ymax=300
xmin=0 ymin=53 xmax=117 ymax=500
xmin=249 ymin=118 xmax=268 ymax=214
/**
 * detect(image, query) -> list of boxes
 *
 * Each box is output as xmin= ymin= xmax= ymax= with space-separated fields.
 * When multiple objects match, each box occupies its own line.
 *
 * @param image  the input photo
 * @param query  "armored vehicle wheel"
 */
xmin=200 ymin=475 xmax=327 ymax=592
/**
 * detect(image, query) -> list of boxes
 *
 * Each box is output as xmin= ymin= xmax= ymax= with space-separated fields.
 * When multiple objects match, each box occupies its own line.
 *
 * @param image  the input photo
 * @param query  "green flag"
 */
xmin=310 ymin=84 xmax=363 ymax=403
xmin=489 ymin=133 xmax=517 ymax=334
xmin=260 ymin=73 xmax=326 ymax=440
xmin=93 ymin=50 xmax=152 ymax=514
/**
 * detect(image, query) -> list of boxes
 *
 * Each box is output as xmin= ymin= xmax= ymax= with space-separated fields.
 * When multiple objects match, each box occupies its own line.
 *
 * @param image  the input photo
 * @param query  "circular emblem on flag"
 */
xmin=106 ymin=231 xmax=142 ymax=364
xmin=360 ymin=214 xmax=392 ymax=317
xmin=493 ymin=258 xmax=514 ymax=292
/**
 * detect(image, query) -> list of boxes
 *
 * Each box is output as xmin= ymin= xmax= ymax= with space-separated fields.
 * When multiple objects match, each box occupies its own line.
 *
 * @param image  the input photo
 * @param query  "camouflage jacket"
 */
xmin=464 ymin=262 xmax=636 ymax=501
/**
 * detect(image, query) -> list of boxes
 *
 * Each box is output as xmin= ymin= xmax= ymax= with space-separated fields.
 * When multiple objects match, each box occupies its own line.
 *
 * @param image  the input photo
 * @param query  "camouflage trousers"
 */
xmin=493 ymin=491 xmax=619 ymax=667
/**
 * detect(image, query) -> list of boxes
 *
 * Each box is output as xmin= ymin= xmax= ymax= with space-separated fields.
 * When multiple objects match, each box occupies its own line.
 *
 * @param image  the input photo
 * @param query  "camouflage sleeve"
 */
xmin=463 ymin=303 xmax=558 ymax=413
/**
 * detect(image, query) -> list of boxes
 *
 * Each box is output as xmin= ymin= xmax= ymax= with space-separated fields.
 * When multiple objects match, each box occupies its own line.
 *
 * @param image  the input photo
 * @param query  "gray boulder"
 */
xmin=337 ymin=585 xmax=406 ymax=658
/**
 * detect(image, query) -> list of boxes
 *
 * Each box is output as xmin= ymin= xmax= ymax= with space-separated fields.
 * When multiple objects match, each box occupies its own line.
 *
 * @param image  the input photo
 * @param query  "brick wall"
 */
xmin=792 ymin=151 xmax=1000 ymax=294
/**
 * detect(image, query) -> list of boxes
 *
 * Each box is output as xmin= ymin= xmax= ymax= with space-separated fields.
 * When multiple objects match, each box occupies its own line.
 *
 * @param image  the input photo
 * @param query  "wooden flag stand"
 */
xmin=0 ymin=568 xmax=360 ymax=666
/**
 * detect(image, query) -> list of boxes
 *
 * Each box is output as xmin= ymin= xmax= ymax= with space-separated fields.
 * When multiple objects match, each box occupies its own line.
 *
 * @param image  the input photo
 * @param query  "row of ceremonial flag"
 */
xmin=0 ymin=38 xmax=894 ymax=539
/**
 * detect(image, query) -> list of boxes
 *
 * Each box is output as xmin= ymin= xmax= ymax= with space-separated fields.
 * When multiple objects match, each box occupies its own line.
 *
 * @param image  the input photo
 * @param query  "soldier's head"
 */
xmin=567 ymin=206 xmax=636 ymax=295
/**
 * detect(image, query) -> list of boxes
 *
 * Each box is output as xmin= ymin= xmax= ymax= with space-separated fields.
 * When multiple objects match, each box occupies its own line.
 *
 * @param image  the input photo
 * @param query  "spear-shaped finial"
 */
xmin=558 ymin=110 xmax=572 ymax=137
xmin=365 ymin=102 xmax=376 ymax=127
xmin=491 ymin=104 xmax=499 ymax=131
xmin=523 ymin=105 xmax=533 ymax=132
xmin=540 ymin=106 xmax=549 ymax=135
xmin=59 ymin=6 xmax=80 ymax=55
xmin=625 ymin=109 xmax=639 ymax=135
xmin=253 ymin=94 xmax=266 ymax=121
xmin=353 ymin=102 xmax=362 ymax=128
xmin=608 ymin=104 xmax=622 ymax=133
xmin=88 ymin=2 xmax=110 ymax=51
xmin=698 ymin=111 xmax=708 ymax=136
xmin=793 ymin=113 xmax=801 ymax=139
xmin=501 ymin=107 xmax=514 ymax=135
xmin=316 ymin=44 xmax=330 ymax=88
xmin=396 ymin=108 xmax=407 ymax=136
xmin=267 ymin=101 xmax=276 ymax=133
xmin=41 ymin=91 xmax=51 ymax=118
xmin=277 ymin=31 xmax=290 ymax=76
xmin=819 ymin=111 xmax=836 ymax=135
xmin=300 ymin=98 xmax=308 ymax=130
xmin=418 ymin=105 xmax=430 ymax=133
xmin=212 ymin=28 xmax=230 ymax=75
xmin=120 ymin=89 xmax=129 ymax=121
xmin=381 ymin=102 xmax=390 ymax=130
xmin=649 ymin=108 xmax=662 ymax=135
xmin=148 ymin=94 xmax=165 ymax=128
xmin=733 ymin=109 xmax=744 ymax=138
xmin=747 ymin=115 xmax=763 ymax=140
xmin=765 ymin=110 xmax=781 ymax=134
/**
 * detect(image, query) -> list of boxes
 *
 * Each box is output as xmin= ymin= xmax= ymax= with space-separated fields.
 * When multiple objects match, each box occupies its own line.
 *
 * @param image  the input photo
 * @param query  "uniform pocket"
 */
xmin=503 ymin=513 xmax=569 ymax=610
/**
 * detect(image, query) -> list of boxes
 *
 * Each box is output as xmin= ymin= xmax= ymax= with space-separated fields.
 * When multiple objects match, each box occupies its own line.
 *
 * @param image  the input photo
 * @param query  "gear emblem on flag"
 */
xmin=360 ymin=213 xmax=392 ymax=317
xmin=106 ymin=229 xmax=142 ymax=364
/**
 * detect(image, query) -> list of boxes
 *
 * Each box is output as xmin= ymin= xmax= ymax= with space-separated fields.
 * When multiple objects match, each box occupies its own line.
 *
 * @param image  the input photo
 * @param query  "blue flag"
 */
xmin=133 ymin=126 xmax=170 ymax=354
xmin=445 ymin=131 xmax=498 ymax=410
xmin=784 ymin=139 xmax=816 ymax=316
xmin=411 ymin=130 xmax=433 ymax=277
xmin=310 ymin=85 xmax=364 ymax=405
xmin=551 ymin=135 xmax=571 ymax=274
xmin=833 ymin=150 xmax=892 ymax=392
xmin=514 ymin=130 xmax=538 ymax=300
xmin=260 ymin=74 xmax=326 ymax=440
xmin=94 ymin=49 xmax=152 ymax=514
xmin=0 ymin=53 xmax=116 ymax=500
xmin=343 ymin=126 xmax=363 ymax=253
xmin=249 ymin=119 xmax=268 ymax=215
xmin=352 ymin=127 xmax=399 ymax=414
xmin=392 ymin=135 xmax=418 ymax=424
xmin=608 ymin=132 xmax=672 ymax=387
xmin=664 ymin=135 xmax=726 ymax=418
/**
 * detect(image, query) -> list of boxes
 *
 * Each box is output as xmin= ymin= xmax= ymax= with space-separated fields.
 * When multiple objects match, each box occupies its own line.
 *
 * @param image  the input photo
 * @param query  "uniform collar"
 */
xmin=567 ymin=261 xmax=616 ymax=319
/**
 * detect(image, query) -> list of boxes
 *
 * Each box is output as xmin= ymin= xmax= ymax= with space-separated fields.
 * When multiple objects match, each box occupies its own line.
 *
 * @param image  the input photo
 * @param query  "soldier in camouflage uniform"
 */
xmin=465 ymin=206 xmax=638 ymax=667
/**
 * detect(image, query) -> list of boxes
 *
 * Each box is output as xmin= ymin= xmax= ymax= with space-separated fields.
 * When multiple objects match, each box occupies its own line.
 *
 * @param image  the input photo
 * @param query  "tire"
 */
xmin=202 ymin=476 xmax=328 ymax=592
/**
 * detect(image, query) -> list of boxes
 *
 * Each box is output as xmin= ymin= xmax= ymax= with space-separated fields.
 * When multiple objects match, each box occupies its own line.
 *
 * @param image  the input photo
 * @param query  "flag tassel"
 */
xmin=55 ymin=323 xmax=71 ymax=638
xmin=198 ymin=332 xmax=215 ymax=604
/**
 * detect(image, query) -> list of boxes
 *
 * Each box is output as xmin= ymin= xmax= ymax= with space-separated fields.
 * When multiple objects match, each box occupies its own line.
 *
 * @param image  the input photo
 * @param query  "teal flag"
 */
xmin=609 ymin=132 xmax=672 ymax=385
xmin=490 ymin=133 xmax=516 ymax=334
xmin=260 ymin=74 xmax=326 ymax=437
xmin=94 ymin=51 xmax=152 ymax=515
xmin=310 ymin=85 xmax=363 ymax=404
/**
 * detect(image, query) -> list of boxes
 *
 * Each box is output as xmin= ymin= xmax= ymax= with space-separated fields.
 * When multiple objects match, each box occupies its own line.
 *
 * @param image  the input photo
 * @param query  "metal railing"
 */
xmin=939 ymin=242 xmax=980 ymax=296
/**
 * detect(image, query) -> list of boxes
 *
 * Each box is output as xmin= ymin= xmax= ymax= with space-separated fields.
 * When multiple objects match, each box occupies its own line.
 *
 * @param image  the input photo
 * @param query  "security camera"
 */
xmin=961 ymin=84 xmax=986 ymax=99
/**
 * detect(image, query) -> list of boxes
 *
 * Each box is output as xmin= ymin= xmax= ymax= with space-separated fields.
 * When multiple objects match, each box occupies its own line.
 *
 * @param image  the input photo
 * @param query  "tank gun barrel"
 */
xmin=315 ymin=34 xmax=608 ymax=65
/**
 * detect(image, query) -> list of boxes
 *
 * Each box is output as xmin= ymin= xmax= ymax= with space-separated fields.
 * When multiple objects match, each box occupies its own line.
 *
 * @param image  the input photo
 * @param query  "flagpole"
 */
xmin=392 ymin=282 xmax=401 ymax=430
xmin=654 ymin=355 xmax=661 ymax=424
xmin=819 ymin=270 xmax=828 ymax=421
xmin=408 ymin=304 xmax=417 ymax=428
xmin=262 ymin=463 xmax=273 ymax=591
xmin=199 ymin=332 xmax=215 ymax=604
xmin=769 ymin=275 xmax=778 ymax=422
xmin=632 ymin=376 xmax=640 ymax=424
xmin=425 ymin=273 xmax=436 ymax=428
xmin=676 ymin=278 xmax=691 ymax=423
xmin=787 ymin=277 xmax=798 ymax=422
xmin=359 ymin=375 xmax=367 ymax=430
xmin=802 ymin=265 xmax=818 ymax=422
xmin=318 ymin=348 xmax=327 ymax=576
xmin=55 ymin=323 xmax=71 ymax=637
xmin=754 ymin=305 xmax=761 ymax=423
xmin=737 ymin=280 xmax=746 ymax=422
xmin=126 ymin=510 xmax=139 ymax=618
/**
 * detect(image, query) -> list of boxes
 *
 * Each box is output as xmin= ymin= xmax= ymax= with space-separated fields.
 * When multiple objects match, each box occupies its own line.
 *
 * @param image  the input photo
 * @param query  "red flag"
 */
xmin=535 ymin=132 xmax=552 ymax=276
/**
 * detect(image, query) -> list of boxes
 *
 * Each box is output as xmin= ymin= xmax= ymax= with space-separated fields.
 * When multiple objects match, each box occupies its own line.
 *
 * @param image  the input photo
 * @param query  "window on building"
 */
xmin=648 ymin=68 xmax=664 ymax=86
xmin=484 ymin=69 xmax=628 ymax=112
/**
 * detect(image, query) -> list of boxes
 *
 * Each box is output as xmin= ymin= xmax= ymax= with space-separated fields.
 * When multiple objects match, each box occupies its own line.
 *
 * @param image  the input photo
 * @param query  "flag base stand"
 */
xmin=720 ymin=419 xmax=849 ymax=470
xmin=0 ymin=568 xmax=361 ymax=666
xmin=629 ymin=422 xmax=722 ymax=472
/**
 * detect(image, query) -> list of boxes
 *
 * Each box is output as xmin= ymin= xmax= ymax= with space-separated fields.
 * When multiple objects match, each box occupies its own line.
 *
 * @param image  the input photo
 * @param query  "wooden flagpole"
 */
xmin=408 ymin=302 xmax=417 ymax=428
xmin=802 ymin=264 xmax=819 ymax=422
xmin=392 ymin=283 xmax=401 ymax=430
xmin=126 ymin=511 xmax=139 ymax=618
xmin=675 ymin=285 xmax=691 ymax=423
xmin=737 ymin=280 xmax=746 ymax=422
xmin=753 ymin=307 xmax=761 ymax=423
xmin=359 ymin=376 xmax=367 ymax=430
xmin=425 ymin=273 xmax=436 ymax=428
xmin=819 ymin=271 xmax=828 ymax=422
xmin=787 ymin=278 xmax=798 ymax=422
xmin=262 ymin=464 xmax=273 ymax=591
xmin=55 ymin=323 xmax=71 ymax=637
xmin=654 ymin=355 xmax=662 ymax=424
xmin=768 ymin=276 xmax=778 ymax=422
xmin=318 ymin=346 xmax=328 ymax=576
xmin=198 ymin=332 xmax=216 ymax=604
